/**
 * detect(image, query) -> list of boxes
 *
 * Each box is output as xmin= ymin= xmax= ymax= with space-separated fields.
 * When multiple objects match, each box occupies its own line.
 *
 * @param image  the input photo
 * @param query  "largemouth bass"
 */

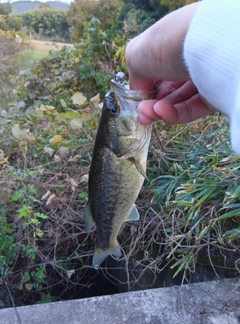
xmin=85 ymin=72 xmax=158 ymax=269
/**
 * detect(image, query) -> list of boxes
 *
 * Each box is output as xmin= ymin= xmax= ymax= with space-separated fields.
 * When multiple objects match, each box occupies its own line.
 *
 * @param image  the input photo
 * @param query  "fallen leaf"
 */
xmin=45 ymin=105 xmax=55 ymax=110
xmin=59 ymin=147 xmax=69 ymax=160
xmin=80 ymin=112 xmax=92 ymax=121
xmin=66 ymin=270 xmax=75 ymax=279
xmin=12 ymin=124 xmax=23 ymax=140
xmin=34 ymin=109 xmax=44 ymax=118
xmin=90 ymin=93 xmax=100 ymax=103
xmin=80 ymin=174 xmax=89 ymax=182
xmin=70 ymin=178 xmax=78 ymax=187
xmin=20 ymin=129 xmax=35 ymax=143
xmin=70 ymin=118 xmax=82 ymax=130
xmin=56 ymin=112 xmax=67 ymax=121
xmin=46 ymin=194 xmax=56 ymax=206
xmin=1 ymin=110 xmax=8 ymax=117
xmin=49 ymin=135 xmax=62 ymax=145
xmin=38 ymin=166 xmax=44 ymax=174
xmin=12 ymin=124 xmax=35 ymax=142
xmin=19 ymin=141 xmax=27 ymax=151
xmin=25 ymin=283 xmax=33 ymax=291
xmin=40 ymin=104 xmax=47 ymax=111
xmin=71 ymin=92 xmax=87 ymax=106
xmin=54 ymin=154 xmax=61 ymax=161
xmin=60 ymin=99 xmax=67 ymax=108
xmin=41 ymin=191 xmax=51 ymax=200
xmin=49 ymin=135 xmax=69 ymax=146
xmin=0 ymin=150 xmax=5 ymax=161
xmin=44 ymin=146 xmax=55 ymax=157
xmin=68 ymin=155 xmax=80 ymax=162
xmin=64 ymin=111 xmax=80 ymax=120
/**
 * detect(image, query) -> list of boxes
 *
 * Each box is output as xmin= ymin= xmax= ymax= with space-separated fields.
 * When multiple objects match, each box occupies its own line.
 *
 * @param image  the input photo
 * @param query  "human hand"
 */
xmin=138 ymin=80 xmax=218 ymax=125
xmin=125 ymin=3 xmax=217 ymax=125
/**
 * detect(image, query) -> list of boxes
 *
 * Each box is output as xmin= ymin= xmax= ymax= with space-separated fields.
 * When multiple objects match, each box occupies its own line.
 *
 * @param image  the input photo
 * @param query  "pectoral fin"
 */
xmin=128 ymin=157 xmax=149 ymax=181
xmin=92 ymin=245 xmax=121 ymax=270
xmin=84 ymin=201 xmax=95 ymax=233
xmin=127 ymin=204 xmax=140 ymax=221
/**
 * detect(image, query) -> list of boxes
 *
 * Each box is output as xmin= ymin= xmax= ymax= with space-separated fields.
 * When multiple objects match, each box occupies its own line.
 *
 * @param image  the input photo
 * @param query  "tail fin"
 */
xmin=92 ymin=245 xmax=121 ymax=269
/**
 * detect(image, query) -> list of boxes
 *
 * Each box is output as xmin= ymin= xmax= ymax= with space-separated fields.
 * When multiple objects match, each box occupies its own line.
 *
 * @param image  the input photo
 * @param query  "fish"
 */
xmin=85 ymin=72 xmax=158 ymax=269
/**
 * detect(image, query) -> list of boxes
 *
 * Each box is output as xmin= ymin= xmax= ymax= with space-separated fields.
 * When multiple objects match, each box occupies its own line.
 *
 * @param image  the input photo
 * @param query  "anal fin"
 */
xmin=126 ymin=204 xmax=140 ymax=221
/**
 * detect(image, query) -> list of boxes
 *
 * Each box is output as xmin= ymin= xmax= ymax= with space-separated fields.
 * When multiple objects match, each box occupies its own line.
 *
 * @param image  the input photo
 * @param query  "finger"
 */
xmin=138 ymin=81 xmax=199 ymax=124
xmin=157 ymin=80 xmax=198 ymax=104
xmin=138 ymin=99 xmax=159 ymax=123
xmin=156 ymin=81 xmax=187 ymax=100
xmin=128 ymin=69 xmax=157 ymax=92
xmin=138 ymin=112 xmax=156 ymax=125
xmin=154 ymin=93 xmax=216 ymax=124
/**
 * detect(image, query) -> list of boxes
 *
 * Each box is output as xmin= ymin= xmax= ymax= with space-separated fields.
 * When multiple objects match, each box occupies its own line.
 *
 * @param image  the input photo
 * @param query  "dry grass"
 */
xmin=30 ymin=39 xmax=73 ymax=52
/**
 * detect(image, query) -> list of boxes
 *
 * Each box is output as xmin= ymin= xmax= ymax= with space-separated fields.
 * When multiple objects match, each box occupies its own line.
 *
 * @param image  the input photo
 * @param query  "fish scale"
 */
xmin=84 ymin=73 xmax=158 ymax=269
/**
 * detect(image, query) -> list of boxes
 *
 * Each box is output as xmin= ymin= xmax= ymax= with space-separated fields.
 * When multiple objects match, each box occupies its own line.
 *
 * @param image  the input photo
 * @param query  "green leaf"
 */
xmin=25 ymin=283 xmax=33 ymax=291
xmin=56 ymin=112 xmax=67 ymax=121
xmin=223 ymin=228 xmax=240 ymax=240
xmin=60 ymin=99 xmax=67 ymax=108
xmin=199 ymin=226 xmax=211 ymax=239
xmin=175 ymin=200 xmax=194 ymax=207
xmin=35 ymin=212 xmax=49 ymax=220
xmin=216 ymin=209 xmax=240 ymax=221
xmin=64 ymin=111 xmax=81 ymax=119
xmin=12 ymin=124 xmax=23 ymax=140
xmin=195 ymin=187 xmax=216 ymax=206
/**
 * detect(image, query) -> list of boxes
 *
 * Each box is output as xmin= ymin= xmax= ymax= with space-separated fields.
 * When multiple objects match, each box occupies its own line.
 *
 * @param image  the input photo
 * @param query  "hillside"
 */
xmin=11 ymin=1 xmax=69 ymax=14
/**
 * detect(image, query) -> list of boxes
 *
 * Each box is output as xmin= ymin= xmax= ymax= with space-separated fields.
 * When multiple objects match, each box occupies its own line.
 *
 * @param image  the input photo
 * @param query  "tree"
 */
xmin=39 ymin=3 xmax=52 ymax=9
xmin=160 ymin=0 xmax=198 ymax=11
xmin=0 ymin=33 xmax=24 ymax=87
xmin=68 ymin=0 xmax=120 ymax=41
xmin=21 ymin=8 xmax=70 ymax=41
xmin=117 ymin=0 xmax=168 ymax=39
xmin=0 ymin=2 xmax=11 ymax=16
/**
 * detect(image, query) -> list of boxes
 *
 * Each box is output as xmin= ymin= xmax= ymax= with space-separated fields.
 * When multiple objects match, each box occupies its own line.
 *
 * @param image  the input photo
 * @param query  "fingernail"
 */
xmin=153 ymin=103 xmax=162 ymax=120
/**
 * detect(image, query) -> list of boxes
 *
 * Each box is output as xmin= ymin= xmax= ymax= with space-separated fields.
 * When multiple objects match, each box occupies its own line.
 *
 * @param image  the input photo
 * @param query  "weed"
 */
xmin=149 ymin=115 xmax=240 ymax=276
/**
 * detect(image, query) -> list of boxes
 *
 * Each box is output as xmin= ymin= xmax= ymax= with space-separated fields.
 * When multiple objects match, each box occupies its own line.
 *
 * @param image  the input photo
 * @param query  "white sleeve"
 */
xmin=184 ymin=0 xmax=240 ymax=156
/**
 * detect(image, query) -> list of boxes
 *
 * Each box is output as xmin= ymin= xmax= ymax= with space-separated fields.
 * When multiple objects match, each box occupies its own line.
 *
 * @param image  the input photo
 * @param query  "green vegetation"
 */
xmin=160 ymin=0 xmax=198 ymax=10
xmin=21 ymin=7 xmax=70 ymax=42
xmin=29 ymin=49 xmax=50 ymax=61
xmin=0 ymin=2 xmax=23 ymax=32
xmin=0 ymin=0 xmax=239 ymax=309
xmin=68 ymin=0 xmax=120 ymax=41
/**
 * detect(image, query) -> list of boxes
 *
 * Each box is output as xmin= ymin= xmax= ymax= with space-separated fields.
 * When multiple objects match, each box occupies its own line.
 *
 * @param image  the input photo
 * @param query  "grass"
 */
xmin=16 ymin=49 xmax=50 ymax=71
xmin=30 ymin=50 xmax=50 ymax=61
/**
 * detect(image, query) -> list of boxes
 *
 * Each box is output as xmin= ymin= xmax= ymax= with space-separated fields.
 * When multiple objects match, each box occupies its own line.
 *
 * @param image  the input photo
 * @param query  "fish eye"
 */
xmin=108 ymin=104 xmax=119 ymax=117
xmin=105 ymin=90 xmax=120 ymax=117
xmin=107 ymin=101 xmax=120 ymax=117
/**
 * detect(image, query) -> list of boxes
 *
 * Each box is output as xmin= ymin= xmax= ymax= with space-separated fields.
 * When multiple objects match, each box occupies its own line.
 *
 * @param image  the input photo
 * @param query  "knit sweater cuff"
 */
xmin=184 ymin=0 xmax=240 ymax=155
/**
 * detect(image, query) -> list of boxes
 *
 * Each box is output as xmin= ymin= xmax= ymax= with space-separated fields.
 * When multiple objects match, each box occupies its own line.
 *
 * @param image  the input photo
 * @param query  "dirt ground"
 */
xmin=30 ymin=39 xmax=73 ymax=51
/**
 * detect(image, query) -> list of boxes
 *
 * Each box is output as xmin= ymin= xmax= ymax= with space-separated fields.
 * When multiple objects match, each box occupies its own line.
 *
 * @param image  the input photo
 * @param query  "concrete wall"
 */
xmin=0 ymin=278 xmax=239 ymax=324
